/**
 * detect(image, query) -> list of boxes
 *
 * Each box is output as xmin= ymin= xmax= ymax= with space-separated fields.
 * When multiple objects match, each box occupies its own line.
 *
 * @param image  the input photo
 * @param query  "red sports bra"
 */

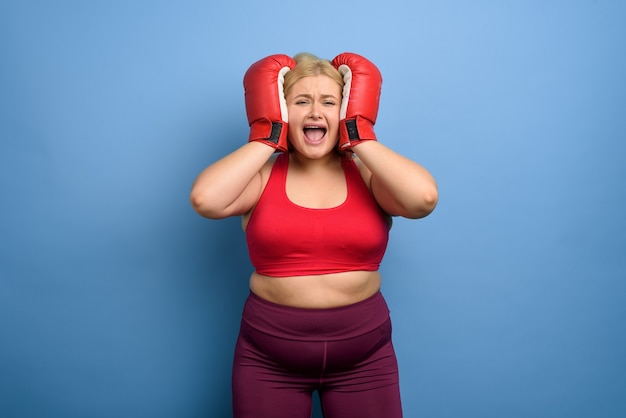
xmin=245 ymin=153 xmax=390 ymax=277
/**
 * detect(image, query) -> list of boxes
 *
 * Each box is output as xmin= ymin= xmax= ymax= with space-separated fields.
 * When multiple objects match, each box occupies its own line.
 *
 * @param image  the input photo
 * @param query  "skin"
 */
xmin=190 ymin=74 xmax=438 ymax=308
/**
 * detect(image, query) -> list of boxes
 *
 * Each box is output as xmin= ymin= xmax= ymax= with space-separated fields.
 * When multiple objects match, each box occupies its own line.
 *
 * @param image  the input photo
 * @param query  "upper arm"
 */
xmin=226 ymin=157 xmax=277 ymax=218
xmin=353 ymin=155 xmax=436 ymax=219
xmin=194 ymin=158 xmax=274 ymax=220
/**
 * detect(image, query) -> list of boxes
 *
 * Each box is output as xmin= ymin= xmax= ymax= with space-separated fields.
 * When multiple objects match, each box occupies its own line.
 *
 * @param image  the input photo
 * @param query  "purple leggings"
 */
xmin=232 ymin=291 xmax=403 ymax=418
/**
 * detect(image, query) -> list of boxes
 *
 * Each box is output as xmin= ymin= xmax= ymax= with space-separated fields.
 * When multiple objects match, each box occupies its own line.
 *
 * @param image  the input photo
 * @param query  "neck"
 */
xmin=289 ymin=150 xmax=342 ymax=171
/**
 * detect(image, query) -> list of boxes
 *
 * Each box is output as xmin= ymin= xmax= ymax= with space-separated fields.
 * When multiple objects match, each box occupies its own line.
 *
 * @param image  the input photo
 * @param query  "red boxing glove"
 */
xmin=331 ymin=53 xmax=382 ymax=150
xmin=243 ymin=54 xmax=296 ymax=151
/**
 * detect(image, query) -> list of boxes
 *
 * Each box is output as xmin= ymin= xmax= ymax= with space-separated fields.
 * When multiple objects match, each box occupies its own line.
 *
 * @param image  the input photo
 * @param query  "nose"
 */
xmin=309 ymin=102 xmax=322 ymax=119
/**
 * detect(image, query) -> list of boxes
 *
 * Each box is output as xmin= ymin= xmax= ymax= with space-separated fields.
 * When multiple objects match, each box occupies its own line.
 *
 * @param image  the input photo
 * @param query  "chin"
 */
xmin=295 ymin=148 xmax=333 ymax=160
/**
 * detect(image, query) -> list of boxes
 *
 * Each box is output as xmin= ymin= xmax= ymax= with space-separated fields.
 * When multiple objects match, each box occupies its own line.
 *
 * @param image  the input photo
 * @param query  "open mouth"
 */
xmin=303 ymin=126 xmax=327 ymax=144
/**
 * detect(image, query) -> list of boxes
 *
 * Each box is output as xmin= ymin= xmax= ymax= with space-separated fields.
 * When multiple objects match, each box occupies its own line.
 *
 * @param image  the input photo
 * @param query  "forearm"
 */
xmin=353 ymin=140 xmax=438 ymax=218
xmin=190 ymin=141 xmax=275 ymax=218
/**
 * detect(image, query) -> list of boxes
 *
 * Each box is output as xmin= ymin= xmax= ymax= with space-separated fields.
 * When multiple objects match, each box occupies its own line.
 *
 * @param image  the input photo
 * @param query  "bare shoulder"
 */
xmin=242 ymin=154 xmax=279 ymax=230
xmin=350 ymin=153 xmax=373 ymax=191
xmin=259 ymin=153 xmax=279 ymax=182
xmin=351 ymin=153 xmax=393 ymax=227
xmin=250 ymin=153 xmax=279 ymax=203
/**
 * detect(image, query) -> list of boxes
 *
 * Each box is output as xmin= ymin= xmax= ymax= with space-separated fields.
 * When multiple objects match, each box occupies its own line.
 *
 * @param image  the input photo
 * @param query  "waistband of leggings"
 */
xmin=241 ymin=291 xmax=390 ymax=341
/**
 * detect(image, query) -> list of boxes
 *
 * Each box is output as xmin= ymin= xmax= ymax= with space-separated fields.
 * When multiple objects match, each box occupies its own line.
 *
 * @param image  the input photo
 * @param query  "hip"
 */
xmin=240 ymin=289 xmax=391 ymax=341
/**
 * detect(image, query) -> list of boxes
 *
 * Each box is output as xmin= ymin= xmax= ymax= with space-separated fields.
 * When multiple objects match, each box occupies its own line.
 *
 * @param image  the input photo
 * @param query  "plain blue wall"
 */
xmin=1 ymin=1 xmax=625 ymax=417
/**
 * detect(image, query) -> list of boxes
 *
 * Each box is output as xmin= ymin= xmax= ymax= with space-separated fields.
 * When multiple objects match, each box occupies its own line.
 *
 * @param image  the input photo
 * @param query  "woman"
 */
xmin=190 ymin=52 xmax=438 ymax=418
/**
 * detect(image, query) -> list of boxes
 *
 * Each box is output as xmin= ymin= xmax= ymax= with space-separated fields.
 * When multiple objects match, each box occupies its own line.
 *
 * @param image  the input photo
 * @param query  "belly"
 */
xmin=249 ymin=270 xmax=382 ymax=309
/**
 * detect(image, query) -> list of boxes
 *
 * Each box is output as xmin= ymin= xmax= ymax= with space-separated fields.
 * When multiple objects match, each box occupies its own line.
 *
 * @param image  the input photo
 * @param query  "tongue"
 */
xmin=304 ymin=128 xmax=324 ymax=142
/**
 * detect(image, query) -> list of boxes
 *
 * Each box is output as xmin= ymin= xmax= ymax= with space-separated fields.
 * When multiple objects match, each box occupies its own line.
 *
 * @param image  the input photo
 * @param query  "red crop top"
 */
xmin=245 ymin=153 xmax=390 ymax=277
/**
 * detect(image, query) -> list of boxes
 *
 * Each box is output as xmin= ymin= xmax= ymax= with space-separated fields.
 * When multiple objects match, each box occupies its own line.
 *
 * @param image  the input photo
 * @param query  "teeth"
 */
xmin=303 ymin=126 xmax=326 ymax=142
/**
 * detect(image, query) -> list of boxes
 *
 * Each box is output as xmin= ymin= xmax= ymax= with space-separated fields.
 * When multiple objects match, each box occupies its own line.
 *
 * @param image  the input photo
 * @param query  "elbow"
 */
xmin=405 ymin=186 xmax=439 ymax=219
xmin=189 ymin=189 xmax=224 ymax=219
xmin=422 ymin=188 xmax=439 ymax=215
xmin=190 ymin=191 xmax=208 ymax=216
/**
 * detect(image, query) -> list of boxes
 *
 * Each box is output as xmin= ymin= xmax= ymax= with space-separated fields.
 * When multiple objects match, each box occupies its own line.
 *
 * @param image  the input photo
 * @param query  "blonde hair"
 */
xmin=283 ymin=52 xmax=344 ymax=98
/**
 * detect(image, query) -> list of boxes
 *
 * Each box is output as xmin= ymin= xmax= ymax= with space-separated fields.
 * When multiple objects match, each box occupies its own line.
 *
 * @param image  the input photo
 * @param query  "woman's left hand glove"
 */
xmin=331 ymin=53 xmax=383 ymax=151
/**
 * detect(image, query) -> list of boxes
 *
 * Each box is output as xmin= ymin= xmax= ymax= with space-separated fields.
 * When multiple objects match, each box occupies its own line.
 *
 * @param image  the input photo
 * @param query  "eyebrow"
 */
xmin=293 ymin=93 xmax=340 ymax=100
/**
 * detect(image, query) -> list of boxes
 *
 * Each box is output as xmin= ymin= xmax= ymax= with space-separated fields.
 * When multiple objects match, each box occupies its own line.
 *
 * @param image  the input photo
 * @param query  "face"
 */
xmin=285 ymin=75 xmax=342 ymax=159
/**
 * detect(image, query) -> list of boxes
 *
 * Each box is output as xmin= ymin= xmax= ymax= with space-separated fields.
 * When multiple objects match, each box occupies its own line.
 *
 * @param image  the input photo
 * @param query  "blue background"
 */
xmin=1 ymin=1 xmax=625 ymax=417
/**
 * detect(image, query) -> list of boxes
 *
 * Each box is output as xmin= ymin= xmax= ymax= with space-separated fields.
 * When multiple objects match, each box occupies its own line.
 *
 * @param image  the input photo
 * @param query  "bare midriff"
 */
xmin=249 ymin=270 xmax=382 ymax=309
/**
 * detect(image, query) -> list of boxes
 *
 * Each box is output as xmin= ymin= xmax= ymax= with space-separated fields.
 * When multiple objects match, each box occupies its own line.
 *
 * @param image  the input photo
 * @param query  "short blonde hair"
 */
xmin=283 ymin=52 xmax=344 ymax=98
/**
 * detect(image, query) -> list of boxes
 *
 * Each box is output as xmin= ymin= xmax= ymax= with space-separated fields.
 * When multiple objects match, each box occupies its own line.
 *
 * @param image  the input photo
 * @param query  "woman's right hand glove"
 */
xmin=243 ymin=54 xmax=296 ymax=152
